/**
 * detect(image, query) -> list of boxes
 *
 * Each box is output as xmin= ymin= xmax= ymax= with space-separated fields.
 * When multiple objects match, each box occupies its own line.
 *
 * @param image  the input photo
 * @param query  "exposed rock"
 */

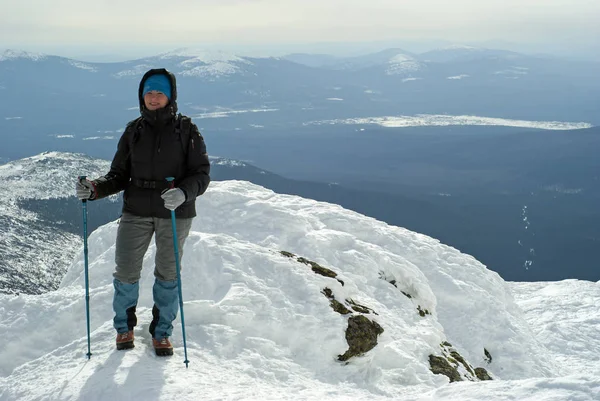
xmin=322 ymin=288 xmax=352 ymax=315
xmin=338 ymin=315 xmax=384 ymax=362
xmin=475 ymin=367 xmax=493 ymax=381
xmin=450 ymin=351 xmax=474 ymax=376
xmin=429 ymin=355 xmax=462 ymax=383
xmin=297 ymin=257 xmax=336 ymax=278
xmin=294 ymin=255 xmax=344 ymax=286
xmin=287 ymin=253 xmax=382 ymax=362
xmin=417 ymin=305 xmax=430 ymax=317
xmin=346 ymin=299 xmax=374 ymax=314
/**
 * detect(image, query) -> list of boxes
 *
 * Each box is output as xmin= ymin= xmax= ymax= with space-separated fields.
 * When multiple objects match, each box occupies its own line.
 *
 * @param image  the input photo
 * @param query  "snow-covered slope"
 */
xmin=0 ymin=49 xmax=48 ymax=62
xmin=113 ymin=47 xmax=256 ymax=80
xmin=509 ymin=280 xmax=600 ymax=377
xmin=285 ymin=48 xmax=424 ymax=76
xmin=0 ymin=180 xmax=597 ymax=400
xmin=0 ymin=152 xmax=110 ymax=294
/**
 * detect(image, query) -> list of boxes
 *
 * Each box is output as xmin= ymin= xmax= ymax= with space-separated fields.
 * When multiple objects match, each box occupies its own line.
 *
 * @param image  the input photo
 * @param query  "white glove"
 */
xmin=76 ymin=178 xmax=96 ymax=200
xmin=161 ymin=188 xmax=186 ymax=210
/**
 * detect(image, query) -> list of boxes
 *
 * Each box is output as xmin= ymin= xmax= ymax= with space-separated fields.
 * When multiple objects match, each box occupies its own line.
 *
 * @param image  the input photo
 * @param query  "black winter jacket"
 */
xmin=91 ymin=69 xmax=210 ymax=219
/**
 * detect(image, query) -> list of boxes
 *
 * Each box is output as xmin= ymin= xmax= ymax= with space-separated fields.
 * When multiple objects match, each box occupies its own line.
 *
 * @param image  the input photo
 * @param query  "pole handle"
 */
xmin=79 ymin=175 xmax=88 ymax=204
xmin=166 ymin=176 xmax=175 ymax=189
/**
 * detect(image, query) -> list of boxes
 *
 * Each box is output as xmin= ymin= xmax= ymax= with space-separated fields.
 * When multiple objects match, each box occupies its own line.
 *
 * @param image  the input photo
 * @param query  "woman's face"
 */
xmin=144 ymin=91 xmax=169 ymax=111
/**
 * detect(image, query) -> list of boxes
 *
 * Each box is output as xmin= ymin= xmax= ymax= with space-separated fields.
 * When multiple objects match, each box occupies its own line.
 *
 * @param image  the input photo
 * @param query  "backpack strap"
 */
xmin=126 ymin=117 xmax=143 ymax=146
xmin=175 ymin=113 xmax=193 ymax=156
xmin=125 ymin=117 xmax=143 ymax=159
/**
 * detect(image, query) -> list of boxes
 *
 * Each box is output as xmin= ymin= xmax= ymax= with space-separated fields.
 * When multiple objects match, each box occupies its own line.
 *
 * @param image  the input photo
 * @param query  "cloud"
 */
xmin=2 ymin=0 xmax=599 ymax=46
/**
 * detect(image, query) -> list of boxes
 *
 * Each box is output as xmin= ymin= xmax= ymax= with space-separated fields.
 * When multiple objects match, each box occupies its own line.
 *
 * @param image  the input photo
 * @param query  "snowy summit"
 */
xmin=0 ymin=180 xmax=598 ymax=400
xmin=158 ymin=47 xmax=253 ymax=79
xmin=0 ymin=49 xmax=47 ymax=62
xmin=157 ymin=48 xmax=248 ymax=64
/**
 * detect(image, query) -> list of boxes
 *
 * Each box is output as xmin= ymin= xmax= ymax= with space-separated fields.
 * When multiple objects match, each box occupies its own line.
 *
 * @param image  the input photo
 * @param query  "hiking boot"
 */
xmin=152 ymin=337 xmax=173 ymax=356
xmin=116 ymin=331 xmax=134 ymax=350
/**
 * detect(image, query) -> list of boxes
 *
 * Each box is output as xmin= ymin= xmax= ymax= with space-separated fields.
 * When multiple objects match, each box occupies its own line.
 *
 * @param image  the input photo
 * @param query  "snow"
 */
xmin=178 ymin=62 xmax=241 ymax=78
xmin=82 ymin=136 xmax=115 ymax=141
xmin=0 ymin=49 xmax=47 ymax=62
xmin=209 ymin=157 xmax=248 ymax=167
xmin=494 ymin=68 xmax=529 ymax=76
xmin=192 ymin=108 xmax=279 ymax=119
xmin=307 ymin=114 xmax=593 ymax=131
xmin=0 ymin=152 xmax=108 ymax=201
xmin=402 ymin=77 xmax=423 ymax=82
xmin=155 ymin=48 xmax=253 ymax=79
xmin=68 ymin=60 xmax=98 ymax=72
xmin=4 ymin=117 xmax=22 ymax=120
xmin=509 ymin=280 xmax=600 ymax=377
xmin=326 ymin=98 xmax=344 ymax=101
xmin=0 ymin=180 xmax=598 ymax=400
xmin=447 ymin=75 xmax=469 ymax=80
xmin=542 ymin=184 xmax=583 ymax=194
xmin=386 ymin=54 xmax=422 ymax=75
xmin=0 ymin=152 xmax=111 ymax=294
xmin=158 ymin=48 xmax=247 ymax=64
xmin=112 ymin=64 xmax=154 ymax=78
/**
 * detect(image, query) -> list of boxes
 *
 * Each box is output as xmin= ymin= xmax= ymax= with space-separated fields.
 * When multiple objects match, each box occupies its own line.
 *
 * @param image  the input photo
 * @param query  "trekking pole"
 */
xmin=79 ymin=176 xmax=92 ymax=360
xmin=166 ymin=177 xmax=190 ymax=368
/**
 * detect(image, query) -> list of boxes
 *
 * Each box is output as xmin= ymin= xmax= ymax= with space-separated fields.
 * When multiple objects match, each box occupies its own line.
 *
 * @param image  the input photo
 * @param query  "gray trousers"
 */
xmin=114 ymin=212 xmax=193 ymax=284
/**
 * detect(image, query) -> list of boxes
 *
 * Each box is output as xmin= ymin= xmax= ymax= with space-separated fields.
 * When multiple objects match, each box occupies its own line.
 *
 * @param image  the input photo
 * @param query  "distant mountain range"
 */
xmin=1 ymin=44 xmax=598 ymax=162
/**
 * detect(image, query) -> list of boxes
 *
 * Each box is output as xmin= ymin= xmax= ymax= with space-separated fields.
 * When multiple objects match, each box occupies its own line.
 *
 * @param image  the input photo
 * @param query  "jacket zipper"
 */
xmin=151 ymin=127 xmax=159 ymax=216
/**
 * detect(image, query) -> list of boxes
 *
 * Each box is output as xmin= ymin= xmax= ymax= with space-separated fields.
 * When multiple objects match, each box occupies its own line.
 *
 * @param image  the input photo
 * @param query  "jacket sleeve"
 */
xmin=91 ymin=130 xmax=131 ymax=200
xmin=178 ymin=123 xmax=211 ymax=203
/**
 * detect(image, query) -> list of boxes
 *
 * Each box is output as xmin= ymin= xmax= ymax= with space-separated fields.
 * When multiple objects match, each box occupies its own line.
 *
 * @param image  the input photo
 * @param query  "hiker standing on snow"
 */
xmin=75 ymin=68 xmax=210 ymax=356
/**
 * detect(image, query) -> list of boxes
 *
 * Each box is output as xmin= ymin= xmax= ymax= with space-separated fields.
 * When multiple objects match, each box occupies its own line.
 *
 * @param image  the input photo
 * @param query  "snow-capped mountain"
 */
xmin=0 ymin=180 xmax=598 ymax=400
xmin=0 ymin=49 xmax=48 ymax=62
xmin=0 ymin=47 xmax=259 ymax=81
xmin=114 ymin=47 xmax=257 ymax=80
xmin=284 ymin=48 xmax=424 ymax=75
xmin=0 ymin=152 xmax=114 ymax=295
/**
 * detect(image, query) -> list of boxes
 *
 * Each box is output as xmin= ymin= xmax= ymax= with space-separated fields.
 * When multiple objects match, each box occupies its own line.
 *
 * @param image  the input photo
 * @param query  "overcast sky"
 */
xmin=2 ymin=0 xmax=599 ymax=59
